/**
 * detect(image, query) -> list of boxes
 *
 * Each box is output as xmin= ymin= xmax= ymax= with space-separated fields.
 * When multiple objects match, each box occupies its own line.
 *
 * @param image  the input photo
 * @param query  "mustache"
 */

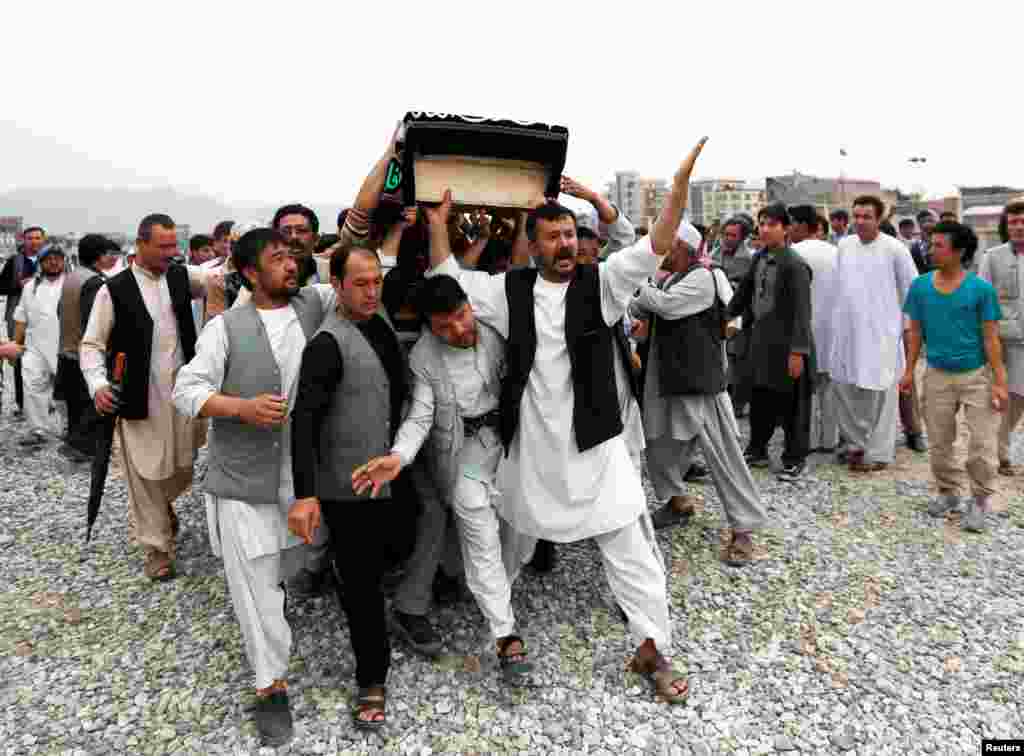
xmin=555 ymin=248 xmax=574 ymax=261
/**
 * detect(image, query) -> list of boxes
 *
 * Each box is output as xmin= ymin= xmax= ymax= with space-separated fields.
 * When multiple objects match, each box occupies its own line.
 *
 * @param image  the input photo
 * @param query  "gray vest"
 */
xmin=316 ymin=311 xmax=398 ymax=501
xmin=204 ymin=288 xmax=324 ymax=504
xmin=983 ymin=243 xmax=1023 ymax=342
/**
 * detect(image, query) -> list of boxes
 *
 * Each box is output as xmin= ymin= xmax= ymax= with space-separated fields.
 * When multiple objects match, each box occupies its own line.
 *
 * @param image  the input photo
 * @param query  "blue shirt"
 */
xmin=903 ymin=272 xmax=1002 ymax=373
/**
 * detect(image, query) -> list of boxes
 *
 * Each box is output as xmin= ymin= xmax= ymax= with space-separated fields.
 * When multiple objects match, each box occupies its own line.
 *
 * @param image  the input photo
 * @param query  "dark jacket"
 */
xmin=728 ymin=246 xmax=815 ymax=393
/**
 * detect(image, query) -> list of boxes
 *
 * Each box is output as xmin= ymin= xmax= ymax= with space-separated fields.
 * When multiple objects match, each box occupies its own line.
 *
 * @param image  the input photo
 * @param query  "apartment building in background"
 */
xmin=605 ymin=172 xmax=669 ymax=229
xmin=688 ymin=178 xmax=765 ymax=226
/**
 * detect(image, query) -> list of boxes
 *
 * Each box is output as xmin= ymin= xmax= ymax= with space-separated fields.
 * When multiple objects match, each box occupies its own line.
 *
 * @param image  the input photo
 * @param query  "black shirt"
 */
xmin=291 ymin=314 xmax=408 ymax=500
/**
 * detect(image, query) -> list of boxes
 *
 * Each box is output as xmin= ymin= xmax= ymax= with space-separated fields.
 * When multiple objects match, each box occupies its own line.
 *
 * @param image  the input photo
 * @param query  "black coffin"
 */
xmin=400 ymin=112 xmax=569 ymax=210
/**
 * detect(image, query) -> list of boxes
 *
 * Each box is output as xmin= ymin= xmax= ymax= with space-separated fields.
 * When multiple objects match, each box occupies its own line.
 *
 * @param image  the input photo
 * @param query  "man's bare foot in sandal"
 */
xmin=497 ymin=634 xmax=532 ymax=684
xmin=353 ymin=685 xmax=386 ymax=730
xmin=630 ymin=638 xmax=689 ymax=704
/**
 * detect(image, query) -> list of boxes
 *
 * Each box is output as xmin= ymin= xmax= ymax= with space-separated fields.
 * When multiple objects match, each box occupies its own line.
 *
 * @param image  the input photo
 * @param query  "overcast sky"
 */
xmin=2 ymin=1 xmax=1019 ymax=205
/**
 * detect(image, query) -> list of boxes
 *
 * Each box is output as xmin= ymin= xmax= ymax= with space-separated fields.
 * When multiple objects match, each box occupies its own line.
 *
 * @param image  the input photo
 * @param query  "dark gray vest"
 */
xmin=315 ymin=311 xmax=398 ymax=501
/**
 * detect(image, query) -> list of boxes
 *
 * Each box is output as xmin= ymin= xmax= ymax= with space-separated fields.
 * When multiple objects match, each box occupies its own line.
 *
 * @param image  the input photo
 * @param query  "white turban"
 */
xmin=675 ymin=221 xmax=703 ymax=251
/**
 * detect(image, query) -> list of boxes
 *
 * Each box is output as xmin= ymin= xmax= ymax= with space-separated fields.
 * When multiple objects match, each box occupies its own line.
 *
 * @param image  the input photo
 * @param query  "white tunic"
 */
xmin=13 ymin=275 xmax=65 ymax=375
xmin=792 ymin=239 xmax=838 ymax=375
xmin=427 ymin=236 xmax=665 ymax=541
xmin=828 ymin=234 xmax=919 ymax=391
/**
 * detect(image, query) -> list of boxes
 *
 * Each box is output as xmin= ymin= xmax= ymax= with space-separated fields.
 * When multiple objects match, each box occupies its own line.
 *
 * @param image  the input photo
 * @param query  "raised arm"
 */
xmin=651 ymin=137 xmax=708 ymax=256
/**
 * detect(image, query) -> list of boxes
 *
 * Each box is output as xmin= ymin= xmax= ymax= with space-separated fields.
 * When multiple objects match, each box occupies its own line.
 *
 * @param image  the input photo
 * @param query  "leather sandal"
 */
xmin=352 ymin=685 xmax=386 ymax=731
xmin=630 ymin=653 xmax=689 ymax=705
xmin=144 ymin=550 xmax=175 ymax=582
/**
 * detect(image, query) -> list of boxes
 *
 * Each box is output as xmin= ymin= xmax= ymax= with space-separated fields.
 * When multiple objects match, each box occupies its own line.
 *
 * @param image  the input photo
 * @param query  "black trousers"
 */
xmin=56 ymin=356 xmax=99 ymax=455
xmin=321 ymin=474 xmax=418 ymax=689
xmin=748 ymin=380 xmax=811 ymax=466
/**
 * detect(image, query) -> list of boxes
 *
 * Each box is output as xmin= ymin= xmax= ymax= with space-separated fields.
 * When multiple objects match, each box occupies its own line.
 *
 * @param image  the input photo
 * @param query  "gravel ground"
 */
xmin=1 ymin=367 xmax=1022 ymax=755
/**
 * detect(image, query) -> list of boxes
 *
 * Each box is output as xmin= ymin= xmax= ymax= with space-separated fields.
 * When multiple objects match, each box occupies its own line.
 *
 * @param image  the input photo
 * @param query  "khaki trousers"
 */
xmin=997 ymin=393 xmax=1024 ymax=464
xmin=923 ymin=365 xmax=999 ymax=498
xmin=122 ymin=450 xmax=192 ymax=556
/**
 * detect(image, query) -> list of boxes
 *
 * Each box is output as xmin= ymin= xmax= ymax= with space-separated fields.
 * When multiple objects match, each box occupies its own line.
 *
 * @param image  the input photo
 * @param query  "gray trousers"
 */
xmin=809 ymin=373 xmax=839 ymax=452
xmin=393 ymin=455 xmax=464 ymax=616
xmin=834 ymin=381 xmax=899 ymax=464
xmin=645 ymin=409 xmax=767 ymax=533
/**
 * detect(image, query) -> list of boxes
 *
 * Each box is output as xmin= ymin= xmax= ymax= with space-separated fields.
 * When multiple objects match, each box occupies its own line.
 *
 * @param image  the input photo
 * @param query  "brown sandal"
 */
xmin=630 ymin=653 xmax=689 ymax=704
xmin=145 ymin=550 xmax=175 ymax=582
xmin=353 ymin=685 xmax=386 ymax=731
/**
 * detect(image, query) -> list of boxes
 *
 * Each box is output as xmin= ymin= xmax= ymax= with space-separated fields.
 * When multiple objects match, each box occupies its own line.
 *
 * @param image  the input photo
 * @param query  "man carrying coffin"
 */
xmin=409 ymin=137 xmax=711 ymax=705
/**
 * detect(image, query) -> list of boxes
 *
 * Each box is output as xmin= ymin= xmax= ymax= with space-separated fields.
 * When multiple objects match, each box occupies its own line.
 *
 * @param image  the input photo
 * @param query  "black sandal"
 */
xmin=496 ymin=634 xmax=532 ymax=684
xmin=352 ymin=685 xmax=386 ymax=731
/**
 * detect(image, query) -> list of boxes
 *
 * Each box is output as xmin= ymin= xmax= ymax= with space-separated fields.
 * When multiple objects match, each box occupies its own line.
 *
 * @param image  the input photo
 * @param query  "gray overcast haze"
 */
xmin=1 ymin=0 xmax=1019 ymax=232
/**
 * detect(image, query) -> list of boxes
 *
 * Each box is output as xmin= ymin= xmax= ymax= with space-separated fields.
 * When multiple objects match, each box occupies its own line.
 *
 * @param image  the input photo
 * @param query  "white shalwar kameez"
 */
xmin=391 ymin=336 xmax=516 ymax=641
xmin=828 ymin=234 xmax=918 ymax=463
xmin=793 ymin=239 xmax=839 ymax=451
xmin=172 ymin=305 xmax=310 ymax=690
xmin=427 ymin=236 xmax=672 ymax=650
xmin=14 ymin=275 xmax=66 ymax=435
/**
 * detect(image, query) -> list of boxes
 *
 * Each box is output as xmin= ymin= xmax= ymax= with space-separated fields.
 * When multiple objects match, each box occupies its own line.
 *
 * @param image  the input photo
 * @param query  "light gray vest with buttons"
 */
xmin=983 ymin=243 xmax=1023 ymax=342
xmin=408 ymin=321 xmax=504 ymax=497
xmin=204 ymin=287 xmax=324 ymax=504
xmin=316 ymin=310 xmax=399 ymax=501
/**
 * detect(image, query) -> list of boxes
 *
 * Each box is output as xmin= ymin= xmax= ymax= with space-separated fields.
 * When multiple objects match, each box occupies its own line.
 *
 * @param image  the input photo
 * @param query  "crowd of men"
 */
xmin=1 ymin=133 xmax=1022 ymax=745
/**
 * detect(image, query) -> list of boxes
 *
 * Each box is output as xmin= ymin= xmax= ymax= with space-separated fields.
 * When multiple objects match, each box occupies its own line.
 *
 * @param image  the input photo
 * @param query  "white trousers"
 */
xmin=218 ymin=499 xmax=302 ymax=690
xmin=506 ymin=516 xmax=671 ymax=651
xmin=22 ymin=350 xmax=62 ymax=435
xmin=451 ymin=428 xmax=518 ymax=640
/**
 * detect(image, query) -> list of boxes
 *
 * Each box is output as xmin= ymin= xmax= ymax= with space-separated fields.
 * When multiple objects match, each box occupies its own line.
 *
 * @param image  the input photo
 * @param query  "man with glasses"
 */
xmin=272 ymin=205 xmax=321 ymax=286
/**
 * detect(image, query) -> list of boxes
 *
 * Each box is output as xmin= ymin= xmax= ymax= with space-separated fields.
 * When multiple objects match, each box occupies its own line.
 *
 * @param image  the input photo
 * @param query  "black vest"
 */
xmin=655 ymin=263 xmax=728 ymax=396
xmin=500 ymin=265 xmax=623 ymax=456
xmin=612 ymin=318 xmax=640 ymax=400
xmin=106 ymin=264 xmax=197 ymax=420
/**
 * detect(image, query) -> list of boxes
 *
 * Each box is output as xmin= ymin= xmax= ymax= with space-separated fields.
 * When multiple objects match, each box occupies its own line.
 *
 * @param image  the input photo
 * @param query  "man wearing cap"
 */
xmin=629 ymin=221 xmax=767 ymax=562
xmin=13 ymin=244 xmax=67 ymax=445
xmin=57 ymin=234 xmax=120 ymax=460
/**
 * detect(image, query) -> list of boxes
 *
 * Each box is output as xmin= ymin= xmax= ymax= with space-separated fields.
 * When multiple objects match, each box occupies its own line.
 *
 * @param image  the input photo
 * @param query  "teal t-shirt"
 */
xmin=903 ymin=272 xmax=1002 ymax=372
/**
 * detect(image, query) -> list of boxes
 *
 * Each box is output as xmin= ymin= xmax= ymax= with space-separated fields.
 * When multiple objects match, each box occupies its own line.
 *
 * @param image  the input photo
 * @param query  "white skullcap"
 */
xmin=576 ymin=211 xmax=599 ymax=234
xmin=675 ymin=221 xmax=703 ymax=250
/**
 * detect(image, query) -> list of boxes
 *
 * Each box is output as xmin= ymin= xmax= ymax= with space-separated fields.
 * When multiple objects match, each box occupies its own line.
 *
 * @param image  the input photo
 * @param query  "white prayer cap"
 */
xmin=675 ymin=221 xmax=703 ymax=251
xmin=576 ymin=210 xmax=599 ymax=234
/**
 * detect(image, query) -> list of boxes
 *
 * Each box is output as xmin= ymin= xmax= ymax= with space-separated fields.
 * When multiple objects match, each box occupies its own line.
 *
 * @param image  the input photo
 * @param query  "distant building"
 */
xmin=963 ymin=205 xmax=1005 ymax=249
xmin=604 ymin=172 xmax=669 ymax=228
xmin=766 ymin=172 xmax=898 ymax=216
xmin=959 ymin=186 xmax=1023 ymax=212
xmin=688 ymin=178 xmax=765 ymax=226
xmin=0 ymin=215 xmax=23 ymax=255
